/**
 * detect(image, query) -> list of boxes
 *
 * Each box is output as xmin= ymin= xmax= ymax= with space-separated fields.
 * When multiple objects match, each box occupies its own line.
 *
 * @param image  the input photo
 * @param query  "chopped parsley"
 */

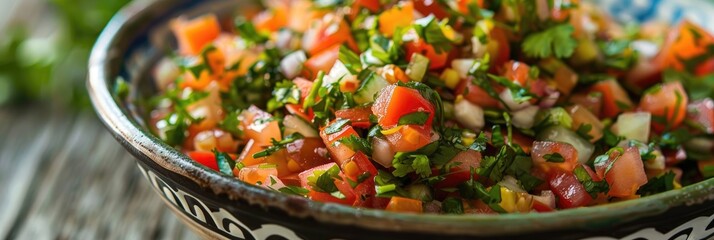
xmin=522 ymin=24 xmax=577 ymax=59
xmin=398 ymin=111 xmax=430 ymax=125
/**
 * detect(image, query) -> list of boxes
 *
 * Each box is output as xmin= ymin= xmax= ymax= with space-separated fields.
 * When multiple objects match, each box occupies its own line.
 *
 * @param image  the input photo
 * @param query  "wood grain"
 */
xmin=0 ymin=108 xmax=198 ymax=239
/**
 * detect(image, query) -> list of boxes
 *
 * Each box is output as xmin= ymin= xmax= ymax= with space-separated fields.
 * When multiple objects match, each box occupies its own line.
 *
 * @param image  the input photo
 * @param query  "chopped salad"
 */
xmin=141 ymin=0 xmax=714 ymax=214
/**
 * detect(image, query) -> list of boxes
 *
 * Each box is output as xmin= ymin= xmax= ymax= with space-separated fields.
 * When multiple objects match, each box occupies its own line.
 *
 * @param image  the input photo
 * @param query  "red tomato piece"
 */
xmin=548 ymin=171 xmax=593 ymax=209
xmin=384 ymin=125 xmax=434 ymax=152
xmin=303 ymin=44 xmax=340 ymax=80
xmin=299 ymin=163 xmax=356 ymax=205
xmin=589 ymin=79 xmax=633 ymax=118
xmin=405 ymin=39 xmax=449 ymax=70
xmin=372 ymin=85 xmax=435 ymax=129
xmin=335 ymin=107 xmax=373 ymax=127
xmin=286 ymin=138 xmax=332 ymax=172
xmin=434 ymin=150 xmax=482 ymax=194
xmin=531 ymin=141 xmax=579 ymax=173
xmin=319 ymin=122 xmax=360 ymax=166
xmin=640 ymin=81 xmax=689 ymax=132
xmin=187 ymin=151 xmax=220 ymax=171
xmin=599 ymin=147 xmax=648 ymax=198
xmin=307 ymin=17 xmax=358 ymax=56
xmin=170 ymin=14 xmax=221 ymax=55
xmin=455 ymin=79 xmax=501 ymax=108
xmin=412 ymin=0 xmax=449 ymax=19
xmin=656 ymin=20 xmax=714 ymax=74
xmin=237 ymin=165 xmax=279 ymax=185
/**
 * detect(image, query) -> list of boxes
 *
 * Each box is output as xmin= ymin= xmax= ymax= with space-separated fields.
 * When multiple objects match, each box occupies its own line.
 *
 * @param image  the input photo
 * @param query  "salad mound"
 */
xmin=143 ymin=0 xmax=714 ymax=214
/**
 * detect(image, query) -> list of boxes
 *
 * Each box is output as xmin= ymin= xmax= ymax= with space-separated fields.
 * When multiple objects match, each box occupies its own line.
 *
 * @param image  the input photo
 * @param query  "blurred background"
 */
xmin=0 ymin=0 xmax=197 ymax=239
xmin=0 ymin=0 xmax=131 ymax=110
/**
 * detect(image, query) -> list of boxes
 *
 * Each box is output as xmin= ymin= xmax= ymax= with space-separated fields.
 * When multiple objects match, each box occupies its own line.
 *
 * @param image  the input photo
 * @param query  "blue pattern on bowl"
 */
xmin=595 ymin=0 xmax=714 ymax=31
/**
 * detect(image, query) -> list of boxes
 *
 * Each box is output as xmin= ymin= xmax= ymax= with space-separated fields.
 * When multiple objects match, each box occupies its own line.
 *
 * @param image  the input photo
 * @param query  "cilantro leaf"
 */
xmin=278 ymin=185 xmax=310 ymax=196
xmin=637 ymin=171 xmax=676 ymax=196
xmin=234 ymin=18 xmax=269 ymax=45
xmin=543 ymin=153 xmax=565 ymax=163
xmin=325 ymin=119 xmax=351 ymax=135
xmin=267 ymin=80 xmax=301 ymax=112
xmin=413 ymin=15 xmax=453 ymax=54
xmin=442 ymin=197 xmax=464 ymax=214
xmin=252 ymin=133 xmax=304 ymax=158
xmin=339 ymin=45 xmax=362 ymax=74
xmin=308 ymin=164 xmax=342 ymax=193
xmin=411 ymin=155 xmax=432 ymax=178
xmin=573 ymin=165 xmax=609 ymax=198
xmin=468 ymin=132 xmax=489 ymax=152
xmin=212 ymin=149 xmax=236 ymax=176
xmin=398 ymin=112 xmax=430 ymax=126
xmin=219 ymin=110 xmax=243 ymax=138
xmin=338 ymin=135 xmax=372 ymax=154
xmin=522 ymin=24 xmax=577 ymax=59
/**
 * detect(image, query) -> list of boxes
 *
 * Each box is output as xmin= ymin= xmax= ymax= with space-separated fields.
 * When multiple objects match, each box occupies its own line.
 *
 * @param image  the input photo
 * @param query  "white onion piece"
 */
xmin=283 ymin=115 xmax=318 ymax=137
xmin=612 ymin=112 xmax=651 ymax=143
xmin=499 ymin=175 xmax=526 ymax=193
xmin=471 ymin=37 xmax=487 ymax=58
xmin=631 ymin=40 xmax=659 ymax=59
xmin=153 ymin=57 xmax=179 ymax=91
xmin=372 ymin=137 xmax=395 ymax=168
xmin=451 ymin=59 xmax=475 ymax=79
xmin=532 ymin=190 xmax=556 ymax=210
xmin=280 ymin=50 xmax=306 ymax=79
xmin=454 ymin=98 xmax=485 ymax=131
xmin=327 ymin=60 xmax=351 ymax=84
xmin=512 ymin=105 xmax=540 ymax=129
xmin=539 ymin=89 xmax=560 ymax=108
xmin=500 ymin=89 xmax=531 ymax=111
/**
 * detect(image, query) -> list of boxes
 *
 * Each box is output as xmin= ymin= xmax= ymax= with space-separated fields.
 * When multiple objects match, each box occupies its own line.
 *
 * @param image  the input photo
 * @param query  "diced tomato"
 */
xmin=237 ymin=164 xmax=279 ymax=185
xmin=354 ymin=0 xmax=381 ymax=12
xmin=548 ymin=171 xmax=593 ymax=209
xmin=286 ymin=138 xmax=332 ymax=172
xmin=298 ymin=163 xmax=355 ymax=205
xmin=303 ymin=44 xmax=340 ymax=80
xmin=372 ymin=85 xmax=435 ymax=129
xmin=187 ymin=151 xmax=220 ymax=171
xmin=405 ymin=39 xmax=449 ymax=70
xmin=434 ymin=150 xmax=482 ymax=191
xmin=384 ymin=125 xmax=434 ymax=152
xmin=589 ymin=79 xmax=633 ymax=118
xmin=319 ymin=122 xmax=360 ymax=166
xmin=569 ymin=91 xmax=603 ymax=117
xmin=532 ymin=200 xmax=554 ymax=212
xmin=456 ymin=0 xmax=485 ymax=14
xmin=237 ymin=139 xmax=263 ymax=166
xmin=170 ymin=14 xmax=221 ymax=55
xmin=688 ymin=98 xmax=714 ymax=134
xmin=531 ymin=141 xmax=579 ymax=173
xmin=455 ymin=79 xmax=501 ymax=108
xmin=341 ymin=151 xmax=378 ymax=181
xmin=293 ymin=77 xmax=314 ymax=100
xmin=335 ymin=107 xmax=373 ymax=127
xmin=306 ymin=16 xmax=358 ymax=56
xmin=285 ymin=104 xmax=314 ymax=122
xmin=695 ymin=58 xmax=714 ymax=76
xmin=567 ymin=105 xmax=605 ymax=142
xmin=412 ymin=0 xmax=449 ymax=19
xmin=385 ymin=197 xmax=424 ymax=213
xmin=378 ymin=2 xmax=414 ymax=37
xmin=487 ymin=26 xmax=511 ymax=72
xmin=656 ymin=20 xmax=714 ymax=75
xmin=241 ymin=106 xmax=282 ymax=145
xmin=640 ymin=81 xmax=689 ymax=132
xmin=596 ymin=147 xmax=648 ymax=197
xmin=502 ymin=61 xmax=531 ymax=86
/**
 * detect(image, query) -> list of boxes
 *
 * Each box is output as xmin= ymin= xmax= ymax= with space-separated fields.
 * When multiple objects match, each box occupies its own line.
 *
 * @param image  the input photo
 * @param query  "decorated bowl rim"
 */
xmin=87 ymin=0 xmax=714 ymax=236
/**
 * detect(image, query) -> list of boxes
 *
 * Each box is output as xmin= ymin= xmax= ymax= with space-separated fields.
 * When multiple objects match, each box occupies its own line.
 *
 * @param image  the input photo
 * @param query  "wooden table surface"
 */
xmin=0 ymin=107 xmax=198 ymax=239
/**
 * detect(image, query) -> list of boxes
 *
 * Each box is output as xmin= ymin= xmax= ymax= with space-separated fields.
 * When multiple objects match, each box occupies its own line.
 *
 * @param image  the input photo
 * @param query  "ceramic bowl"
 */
xmin=87 ymin=0 xmax=714 ymax=239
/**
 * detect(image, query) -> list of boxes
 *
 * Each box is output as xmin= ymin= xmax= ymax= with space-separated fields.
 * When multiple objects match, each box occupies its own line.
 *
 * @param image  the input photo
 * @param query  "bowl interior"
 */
xmin=89 ymin=0 xmax=714 ymax=237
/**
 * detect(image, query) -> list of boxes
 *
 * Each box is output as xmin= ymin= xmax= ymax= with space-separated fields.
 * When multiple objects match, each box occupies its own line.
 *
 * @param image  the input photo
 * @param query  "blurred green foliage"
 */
xmin=0 ymin=0 xmax=131 ymax=109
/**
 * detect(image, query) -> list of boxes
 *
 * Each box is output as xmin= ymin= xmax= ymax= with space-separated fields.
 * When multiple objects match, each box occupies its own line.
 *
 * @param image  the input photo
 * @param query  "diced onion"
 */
xmin=372 ymin=137 xmax=395 ymax=168
xmin=451 ymin=59 xmax=475 ymax=79
xmin=500 ymin=89 xmax=531 ymax=111
xmin=512 ymin=105 xmax=540 ymax=129
xmin=280 ymin=50 xmax=307 ymax=79
xmin=454 ymin=97 xmax=485 ymax=131
xmin=499 ymin=175 xmax=526 ymax=193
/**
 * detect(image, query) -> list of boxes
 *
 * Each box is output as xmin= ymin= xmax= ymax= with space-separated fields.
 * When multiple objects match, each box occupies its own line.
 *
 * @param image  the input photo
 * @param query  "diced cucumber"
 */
xmin=535 ymin=107 xmax=573 ymax=129
xmin=611 ymin=112 xmax=651 ymax=143
xmin=353 ymin=71 xmax=389 ymax=104
xmin=537 ymin=126 xmax=594 ymax=164
xmin=406 ymin=53 xmax=430 ymax=82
